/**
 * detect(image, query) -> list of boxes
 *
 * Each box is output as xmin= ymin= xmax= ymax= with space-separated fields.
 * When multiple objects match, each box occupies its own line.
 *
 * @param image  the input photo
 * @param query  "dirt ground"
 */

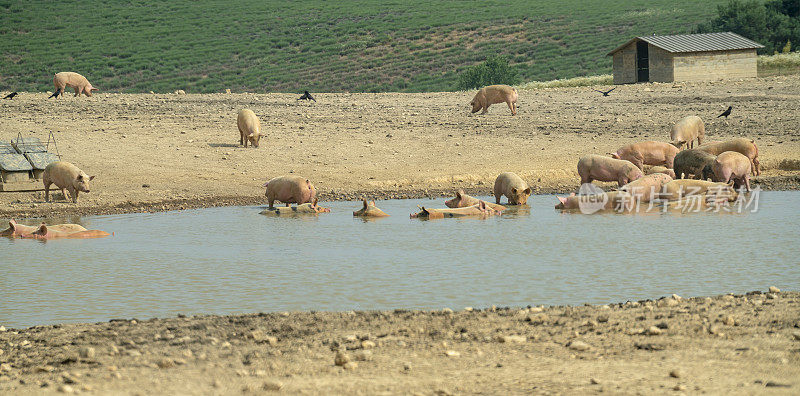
xmin=0 ymin=290 xmax=798 ymax=395
xmin=1 ymin=75 xmax=800 ymax=219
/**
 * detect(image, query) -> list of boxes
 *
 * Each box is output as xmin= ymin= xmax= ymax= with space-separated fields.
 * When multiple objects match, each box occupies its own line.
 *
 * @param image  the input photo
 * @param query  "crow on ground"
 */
xmin=593 ymin=87 xmax=615 ymax=96
xmin=717 ymin=106 xmax=732 ymax=118
xmin=48 ymin=89 xmax=62 ymax=99
xmin=3 ymin=92 xmax=18 ymax=99
xmin=298 ymin=91 xmax=316 ymax=102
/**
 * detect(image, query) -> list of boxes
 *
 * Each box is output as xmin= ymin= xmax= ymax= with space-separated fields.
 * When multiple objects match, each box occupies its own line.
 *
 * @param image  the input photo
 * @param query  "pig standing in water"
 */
xmin=470 ymin=85 xmax=518 ymax=115
xmin=711 ymin=151 xmax=752 ymax=191
xmin=610 ymin=141 xmax=680 ymax=170
xmin=237 ymin=109 xmax=262 ymax=148
xmin=264 ymin=175 xmax=316 ymax=208
xmin=445 ymin=189 xmax=506 ymax=211
xmin=619 ymin=173 xmax=673 ymax=203
xmin=353 ymin=199 xmax=389 ymax=217
xmin=411 ymin=201 xmax=501 ymax=219
xmin=49 ymin=72 xmax=98 ymax=98
xmin=670 ymin=116 xmax=705 ymax=149
xmin=493 ymin=172 xmax=531 ymax=205
xmin=697 ymin=138 xmax=760 ymax=175
xmin=577 ymin=154 xmax=643 ymax=187
xmin=43 ymin=161 xmax=95 ymax=203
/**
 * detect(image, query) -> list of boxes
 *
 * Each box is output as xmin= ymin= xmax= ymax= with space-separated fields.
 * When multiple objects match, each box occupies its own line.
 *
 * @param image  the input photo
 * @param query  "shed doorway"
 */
xmin=636 ymin=41 xmax=649 ymax=82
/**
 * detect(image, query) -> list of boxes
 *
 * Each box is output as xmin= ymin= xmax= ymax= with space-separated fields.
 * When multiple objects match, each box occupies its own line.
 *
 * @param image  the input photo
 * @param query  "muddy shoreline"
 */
xmin=1 ymin=290 xmax=798 ymax=394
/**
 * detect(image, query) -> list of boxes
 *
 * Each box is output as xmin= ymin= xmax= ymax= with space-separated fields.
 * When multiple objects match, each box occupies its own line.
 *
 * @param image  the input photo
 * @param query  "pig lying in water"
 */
xmin=619 ymin=173 xmax=673 ymax=203
xmin=259 ymin=199 xmax=330 ymax=216
xmin=661 ymin=179 xmax=737 ymax=202
xmin=645 ymin=166 xmax=676 ymax=179
xmin=554 ymin=191 xmax=634 ymax=213
xmin=0 ymin=219 xmax=38 ymax=237
xmin=445 ymin=189 xmax=506 ymax=211
xmin=353 ymin=199 xmax=389 ymax=217
xmin=17 ymin=223 xmax=110 ymax=240
xmin=410 ymin=201 xmax=501 ymax=219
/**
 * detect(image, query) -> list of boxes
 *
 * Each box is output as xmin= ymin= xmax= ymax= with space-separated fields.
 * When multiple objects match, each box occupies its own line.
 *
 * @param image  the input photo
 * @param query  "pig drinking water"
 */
xmin=493 ymin=172 xmax=531 ymax=205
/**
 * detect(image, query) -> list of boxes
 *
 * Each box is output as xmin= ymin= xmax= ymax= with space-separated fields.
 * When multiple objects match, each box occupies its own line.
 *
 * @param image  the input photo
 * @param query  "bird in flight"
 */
xmin=717 ymin=106 xmax=732 ymax=118
xmin=593 ymin=87 xmax=615 ymax=96
xmin=3 ymin=92 xmax=18 ymax=100
xmin=298 ymin=91 xmax=316 ymax=102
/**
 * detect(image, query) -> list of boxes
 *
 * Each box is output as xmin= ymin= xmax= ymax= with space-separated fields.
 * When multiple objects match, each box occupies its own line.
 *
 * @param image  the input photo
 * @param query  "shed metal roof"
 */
xmin=607 ymin=32 xmax=764 ymax=56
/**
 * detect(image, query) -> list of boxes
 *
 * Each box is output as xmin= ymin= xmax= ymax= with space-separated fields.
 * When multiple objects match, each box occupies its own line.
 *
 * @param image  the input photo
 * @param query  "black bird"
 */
xmin=48 ymin=89 xmax=62 ymax=99
xmin=717 ymin=106 xmax=732 ymax=118
xmin=3 ymin=92 xmax=18 ymax=100
xmin=593 ymin=87 xmax=615 ymax=96
xmin=297 ymin=90 xmax=316 ymax=102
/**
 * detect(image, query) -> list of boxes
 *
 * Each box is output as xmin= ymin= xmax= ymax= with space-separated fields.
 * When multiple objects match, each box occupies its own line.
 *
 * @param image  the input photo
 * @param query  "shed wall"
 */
xmin=648 ymin=45 xmax=673 ymax=82
xmin=612 ymin=42 xmax=636 ymax=84
xmin=672 ymin=49 xmax=757 ymax=81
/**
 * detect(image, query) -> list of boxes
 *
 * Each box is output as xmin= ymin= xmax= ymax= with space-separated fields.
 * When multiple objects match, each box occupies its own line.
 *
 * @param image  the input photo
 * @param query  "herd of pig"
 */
xmin=3 ymin=81 xmax=763 ymax=238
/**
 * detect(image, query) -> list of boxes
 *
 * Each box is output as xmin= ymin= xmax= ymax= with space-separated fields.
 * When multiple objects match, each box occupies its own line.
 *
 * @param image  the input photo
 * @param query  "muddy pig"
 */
xmin=445 ymin=189 xmax=506 ymax=211
xmin=661 ymin=179 xmax=737 ymax=201
xmin=672 ymin=149 xmax=716 ymax=180
xmin=353 ymin=199 xmax=389 ymax=217
xmin=670 ymin=115 xmax=705 ymax=149
xmin=610 ymin=141 xmax=680 ymax=170
xmin=555 ymin=191 xmax=634 ymax=213
xmin=43 ymin=161 xmax=95 ymax=203
xmin=577 ymin=154 xmax=643 ymax=187
xmin=619 ymin=173 xmax=673 ymax=203
xmin=264 ymin=175 xmax=317 ymax=208
xmin=470 ymin=85 xmax=518 ymax=115
xmin=237 ymin=109 xmax=262 ymax=148
xmin=697 ymin=138 xmax=760 ymax=176
xmin=493 ymin=172 xmax=531 ymax=205
xmin=711 ymin=151 xmax=752 ymax=191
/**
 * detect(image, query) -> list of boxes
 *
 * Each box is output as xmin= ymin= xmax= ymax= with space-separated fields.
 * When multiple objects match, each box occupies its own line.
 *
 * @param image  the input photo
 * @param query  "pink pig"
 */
xmin=711 ymin=151 xmax=752 ymax=191
xmin=577 ymin=154 xmax=643 ymax=187
xmin=610 ymin=141 xmax=680 ymax=170
xmin=263 ymin=175 xmax=317 ymax=208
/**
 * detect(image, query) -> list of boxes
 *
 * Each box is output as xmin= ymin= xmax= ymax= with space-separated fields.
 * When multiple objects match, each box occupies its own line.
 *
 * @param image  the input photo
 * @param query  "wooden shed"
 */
xmin=607 ymin=32 xmax=764 ymax=84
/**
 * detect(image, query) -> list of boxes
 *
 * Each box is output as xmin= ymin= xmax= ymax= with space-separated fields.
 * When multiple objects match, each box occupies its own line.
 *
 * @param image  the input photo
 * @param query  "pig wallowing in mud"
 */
xmin=445 ymin=189 xmax=506 ymax=211
xmin=259 ymin=199 xmax=330 ymax=215
xmin=410 ymin=201 xmax=501 ymax=219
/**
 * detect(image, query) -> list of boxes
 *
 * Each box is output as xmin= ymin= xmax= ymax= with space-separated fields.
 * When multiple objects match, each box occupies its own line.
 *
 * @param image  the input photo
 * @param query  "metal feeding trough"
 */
xmin=0 ymin=132 xmax=61 ymax=192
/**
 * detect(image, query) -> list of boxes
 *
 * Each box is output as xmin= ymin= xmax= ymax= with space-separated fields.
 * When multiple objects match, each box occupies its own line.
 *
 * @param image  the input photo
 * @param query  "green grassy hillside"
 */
xmin=0 ymin=0 xmax=728 ymax=93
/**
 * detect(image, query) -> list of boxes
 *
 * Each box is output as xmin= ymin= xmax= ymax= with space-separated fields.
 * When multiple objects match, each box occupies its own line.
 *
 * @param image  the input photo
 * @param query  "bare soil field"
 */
xmin=1 ymin=75 xmax=799 ymax=218
xmin=0 ymin=290 xmax=798 ymax=395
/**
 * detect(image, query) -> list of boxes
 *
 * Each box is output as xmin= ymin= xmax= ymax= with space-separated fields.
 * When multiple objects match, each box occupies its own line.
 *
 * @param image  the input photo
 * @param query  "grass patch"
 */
xmin=519 ymin=74 xmax=613 ymax=89
xmin=758 ymin=52 xmax=800 ymax=77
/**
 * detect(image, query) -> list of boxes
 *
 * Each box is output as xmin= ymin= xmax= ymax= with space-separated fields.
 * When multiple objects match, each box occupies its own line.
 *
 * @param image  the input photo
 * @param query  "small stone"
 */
xmin=674 ymin=384 xmax=686 ymax=391
xmin=403 ymin=362 xmax=412 ymax=371
xmin=499 ymin=335 xmax=526 ymax=343
xmin=768 ymin=286 xmax=780 ymax=293
xmin=442 ymin=308 xmax=453 ymax=313
xmin=464 ymin=307 xmax=473 ymax=312
xmin=568 ymin=340 xmax=591 ymax=351
xmin=723 ymin=315 xmax=736 ymax=326
xmin=0 ymin=326 xmax=5 ymax=332
xmin=343 ymin=361 xmax=358 ymax=370
xmin=334 ymin=351 xmax=350 ymax=366
xmin=353 ymin=350 xmax=372 ymax=361
xmin=590 ymin=378 xmax=601 ymax=385
xmin=262 ymin=380 xmax=283 ymax=391
xmin=57 ymin=384 xmax=75 ymax=393
xmin=647 ymin=326 xmax=662 ymax=336
xmin=125 ymin=349 xmax=142 ymax=357
xmin=79 ymin=347 xmax=95 ymax=359
xmin=156 ymin=358 xmax=175 ymax=369
xmin=671 ymin=294 xmax=682 ymax=300
xmin=597 ymin=315 xmax=609 ymax=323
xmin=791 ymin=331 xmax=800 ymax=341
xmin=361 ymin=340 xmax=376 ymax=349
xmin=252 ymin=369 xmax=267 ymax=377
xmin=670 ymin=369 xmax=682 ymax=378
xmin=0 ymin=363 xmax=11 ymax=372
xmin=36 ymin=365 xmax=55 ymax=373
xmin=445 ymin=350 xmax=461 ymax=357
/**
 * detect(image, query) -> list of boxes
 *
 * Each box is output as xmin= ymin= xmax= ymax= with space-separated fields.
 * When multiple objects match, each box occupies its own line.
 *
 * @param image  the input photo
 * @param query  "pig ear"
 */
xmin=37 ymin=224 xmax=48 ymax=234
xmin=370 ymin=200 xmax=376 ymax=206
xmin=478 ymin=200 xmax=486 ymax=210
xmin=312 ymin=198 xmax=318 ymax=207
xmin=557 ymin=196 xmax=567 ymax=204
xmin=524 ymin=187 xmax=531 ymax=195
xmin=362 ymin=199 xmax=368 ymax=209
xmin=89 ymin=175 xmax=96 ymax=181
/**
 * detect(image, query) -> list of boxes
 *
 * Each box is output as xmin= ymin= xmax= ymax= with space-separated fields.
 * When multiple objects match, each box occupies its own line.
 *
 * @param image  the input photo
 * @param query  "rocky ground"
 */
xmin=0 ymin=289 xmax=798 ymax=395
xmin=1 ymin=75 xmax=799 ymax=219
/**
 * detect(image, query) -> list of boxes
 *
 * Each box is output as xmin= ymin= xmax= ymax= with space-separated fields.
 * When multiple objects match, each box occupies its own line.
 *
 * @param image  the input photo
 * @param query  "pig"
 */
xmin=661 ymin=179 xmax=737 ymax=201
xmin=259 ymin=199 xmax=330 ymax=215
xmin=470 ymin=85 xmax=518 ymax=115
xmin=670 ymin=116 xmax=705 ymax=149
xmin=49 ymin=72 xmax=98 ymax=98
xmin=610 ymin=141 xmax=680 ymax=170
xmin=619 ymin=173 xmax=673 ymax=203
xmin=410 ymin=201 xmax=501 ymax=219
xmin=43 ymin=161 xmax=95 ymax=203
xmin=22 ymin=224 xmax=110 ymax=240
xmin=554 ymin=191 xmax=634 ymax=212
xmin=697 ymin=138 xmax=760 ymax=176
xmin=577 ymin=154 xmax=643 ymax=187
xmin=493 ymin=172 xmax=531 ymax=205
xmin=264 ymin=176 xmax=317 ymax=208
xmin=237 ymin=109 xmax=262 ymax=148
xmin=672 ymin=149 xmax=716 ymax=180
xmin=0 ymin=220 xmax=38 ymax=237
xmin=645 ymin=166 xmax=676 ymax=179
xmin=445 ymin=189 xmax=506 ymax=211
xmin=711 ymin=151 xmax=752 ymax=192
xmin=353 ymin=199 xmax=389 ymax=217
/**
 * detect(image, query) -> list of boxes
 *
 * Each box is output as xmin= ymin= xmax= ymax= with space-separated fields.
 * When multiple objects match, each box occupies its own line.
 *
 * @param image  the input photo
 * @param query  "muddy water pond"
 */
xmin=2 ymin=192 xmax=798 ymax=328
